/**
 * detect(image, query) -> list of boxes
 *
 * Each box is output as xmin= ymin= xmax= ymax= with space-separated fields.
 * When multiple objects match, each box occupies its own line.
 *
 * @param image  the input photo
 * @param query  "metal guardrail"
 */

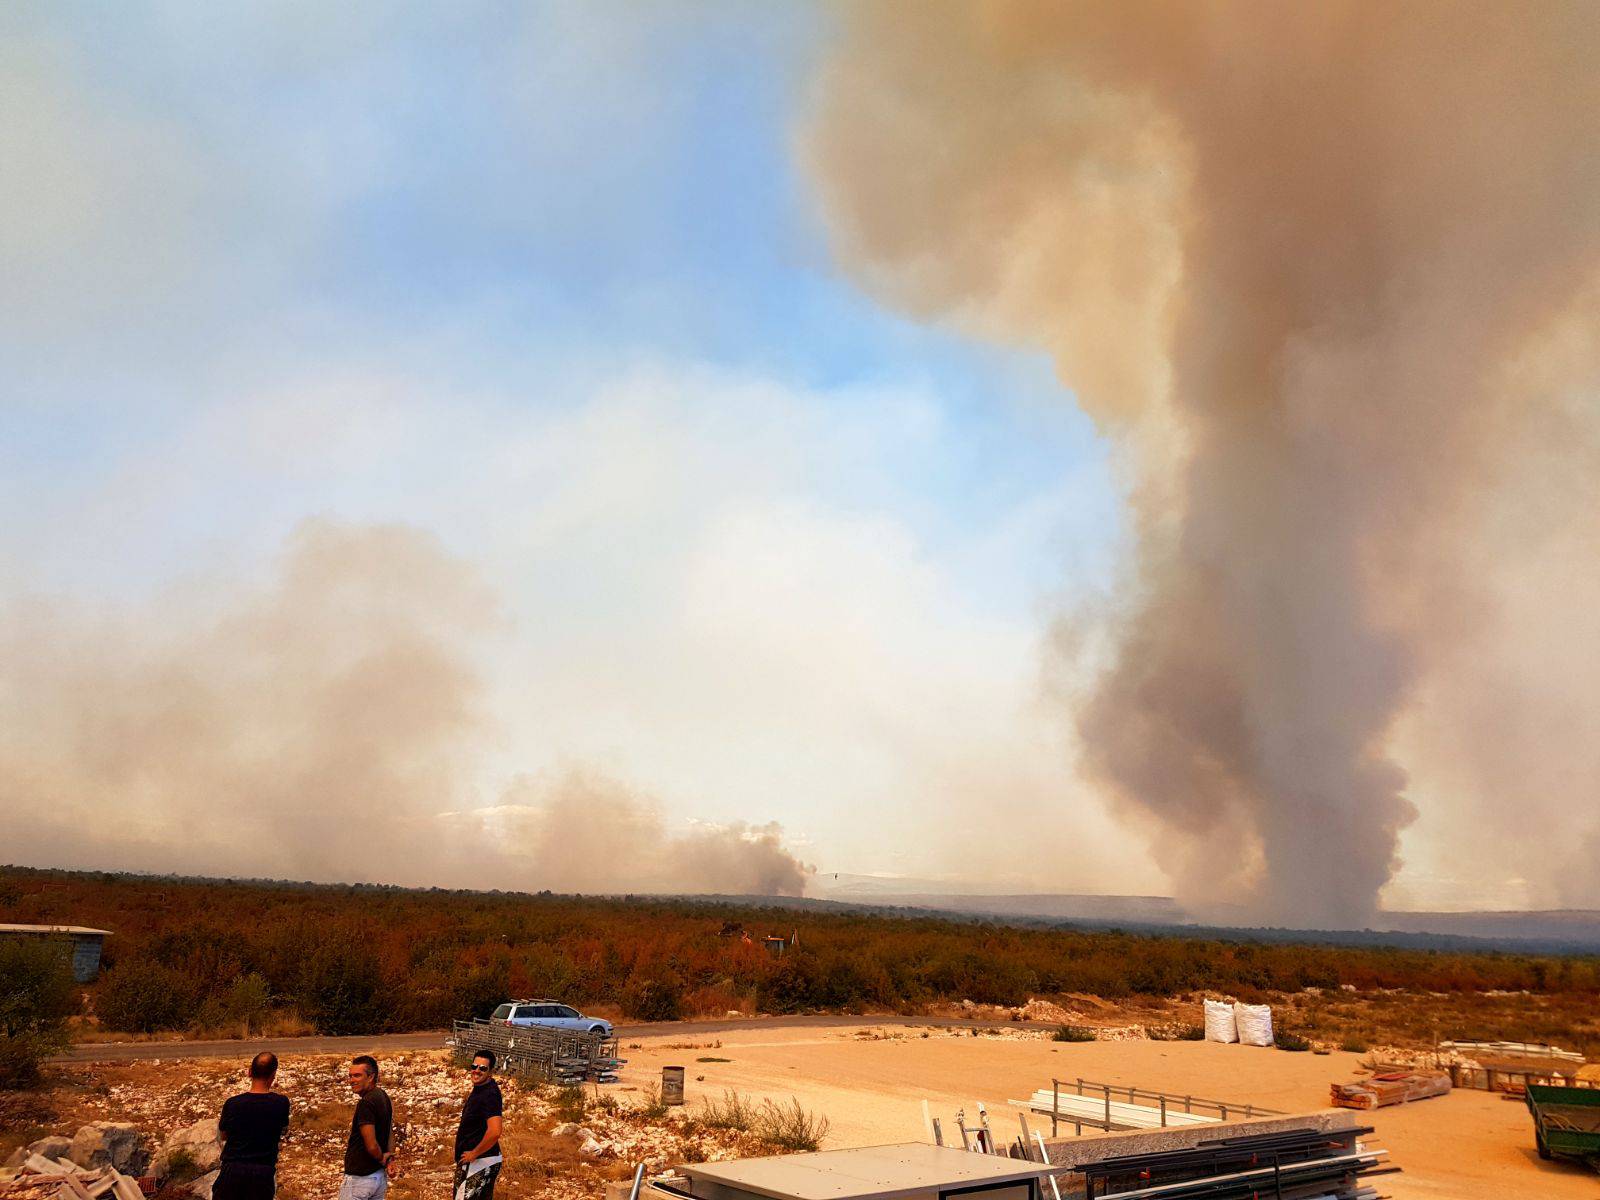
xmin=448 ymin=1019 xmax=625 ymax=1084
xmin=1025 ymin=1077 xmax=1283 ymax=1135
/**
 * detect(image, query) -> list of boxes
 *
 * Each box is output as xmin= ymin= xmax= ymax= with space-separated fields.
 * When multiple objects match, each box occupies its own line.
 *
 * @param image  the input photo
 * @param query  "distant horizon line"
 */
xmin=6 ymin=861 xmax=1599 ymax=922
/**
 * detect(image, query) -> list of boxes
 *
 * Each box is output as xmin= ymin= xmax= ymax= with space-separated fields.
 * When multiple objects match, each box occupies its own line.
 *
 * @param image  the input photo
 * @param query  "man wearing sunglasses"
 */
xmin=452 ymin=1052 xmax=504 ymax=1200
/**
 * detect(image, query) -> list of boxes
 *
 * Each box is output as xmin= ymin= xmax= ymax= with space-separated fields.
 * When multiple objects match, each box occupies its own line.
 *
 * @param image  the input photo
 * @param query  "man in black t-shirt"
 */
xmin=339 ymin=1055 xmax=394 ymax=1200
xmin=215 ymin=1052 xmax=290 ymax=1200
xmin=452 ymin=1052 xmax=504 ymax=1200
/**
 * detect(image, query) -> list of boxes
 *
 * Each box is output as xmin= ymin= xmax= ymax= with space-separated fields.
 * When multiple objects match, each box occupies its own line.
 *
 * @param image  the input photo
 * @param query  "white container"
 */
xmin=1233 ymin=1002 xmax=1274 ymax=1047
xmin=1203 ymin=998 xmax=1239 ymax=1043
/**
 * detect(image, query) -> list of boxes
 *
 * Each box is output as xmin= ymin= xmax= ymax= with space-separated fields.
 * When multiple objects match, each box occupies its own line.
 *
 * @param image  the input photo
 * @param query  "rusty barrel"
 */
xmin=662 ymin=1065 xmax=685 ymax=1106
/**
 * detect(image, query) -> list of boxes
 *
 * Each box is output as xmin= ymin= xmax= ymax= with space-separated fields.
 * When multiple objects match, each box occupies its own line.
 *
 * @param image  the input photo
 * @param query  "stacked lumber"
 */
xmin=0 ymin=1159 xmax=145 ymax=1200
xmin=1330 ymin=1071 xmax=1451 ymax=1110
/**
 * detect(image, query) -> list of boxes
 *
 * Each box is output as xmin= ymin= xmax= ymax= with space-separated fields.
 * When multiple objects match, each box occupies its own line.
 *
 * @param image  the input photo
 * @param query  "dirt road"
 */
xmin=54 ymin=1013 xmax=1025 ymax=1062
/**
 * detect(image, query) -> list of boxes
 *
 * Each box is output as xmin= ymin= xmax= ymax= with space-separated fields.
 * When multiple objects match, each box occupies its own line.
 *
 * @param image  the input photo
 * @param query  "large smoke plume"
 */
xmin=0 ymin=519 xmax=811 ymax=896
xmin=805 ymin=2 xmax=1600 ymax=924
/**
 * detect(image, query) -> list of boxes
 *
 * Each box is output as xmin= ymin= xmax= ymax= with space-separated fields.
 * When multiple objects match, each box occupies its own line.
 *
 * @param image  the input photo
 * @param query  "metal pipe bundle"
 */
xmin=1079 ymin=1126 xmax=1391 ymax=1200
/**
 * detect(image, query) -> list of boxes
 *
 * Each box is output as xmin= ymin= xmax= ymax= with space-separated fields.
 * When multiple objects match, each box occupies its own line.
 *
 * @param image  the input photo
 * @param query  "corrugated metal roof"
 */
xmin=680 ymin=1144 xmax=1052 ymax=1200
xmin=0 ymin=924 xmax=112 ymax=936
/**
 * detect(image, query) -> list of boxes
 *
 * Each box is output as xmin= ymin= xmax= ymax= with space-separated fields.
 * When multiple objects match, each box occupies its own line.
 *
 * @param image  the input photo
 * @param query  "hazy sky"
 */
xmin=1 ymin=3 xmax=1152 ymax=897
xmin=4 ymin=3 xmax=1592 ymax=914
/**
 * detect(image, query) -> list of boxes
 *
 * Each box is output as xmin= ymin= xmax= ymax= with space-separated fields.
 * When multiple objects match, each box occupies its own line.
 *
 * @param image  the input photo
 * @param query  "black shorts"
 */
xmin=213 ymin=1162 xmax=276 ymax=1200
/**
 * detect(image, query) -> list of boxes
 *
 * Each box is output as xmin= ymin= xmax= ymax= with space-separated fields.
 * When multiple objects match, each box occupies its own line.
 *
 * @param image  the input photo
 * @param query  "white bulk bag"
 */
xmin=1233 ymin=1002 xmax=1274 ymax=1047
xmin=1203 ymin=998 xmax=1239 ymax=1043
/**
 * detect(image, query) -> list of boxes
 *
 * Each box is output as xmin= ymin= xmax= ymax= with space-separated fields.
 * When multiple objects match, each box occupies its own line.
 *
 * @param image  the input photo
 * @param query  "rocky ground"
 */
xmin=3 ymin=1052 xmax=783 ymax=1200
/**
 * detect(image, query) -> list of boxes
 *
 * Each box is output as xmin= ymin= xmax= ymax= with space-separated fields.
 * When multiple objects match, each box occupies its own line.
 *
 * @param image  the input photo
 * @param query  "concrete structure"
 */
xmin=0 ymin=924 xmax=111 ymax=983
xmin=670 ymin=1144 xmax=1057 ymax=1200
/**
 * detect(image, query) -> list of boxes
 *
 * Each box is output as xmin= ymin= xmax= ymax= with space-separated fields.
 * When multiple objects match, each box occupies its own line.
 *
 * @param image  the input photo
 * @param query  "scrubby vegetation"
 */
xmin=1052 ymin=1024 xmax=1097 ymax=1042
xmin=0 ymin=935 xmax=77 ymax=1086
xmin=753 ymin=1096 xmax=830 ymax=1151
xmin=1146 ymin=1023 xmax=1206 ymax=1041
xmin=4 ymin=866 xmax=1600 ymax=1054
xmin=695 ymin=1090 xmax=828 ymax=1151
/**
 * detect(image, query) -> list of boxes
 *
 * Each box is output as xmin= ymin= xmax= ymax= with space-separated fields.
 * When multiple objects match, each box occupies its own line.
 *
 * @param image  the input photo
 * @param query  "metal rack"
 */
xmin=449 ymin=1018 xmax=625 ymax=1084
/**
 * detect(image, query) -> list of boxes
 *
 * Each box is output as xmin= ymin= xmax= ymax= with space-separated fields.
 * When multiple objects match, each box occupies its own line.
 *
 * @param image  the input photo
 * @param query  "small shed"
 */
xmin=0 ymin=924 xmax=111 ymax=983
xmin=674 ymin=1144 xmax=1055 ymax=1200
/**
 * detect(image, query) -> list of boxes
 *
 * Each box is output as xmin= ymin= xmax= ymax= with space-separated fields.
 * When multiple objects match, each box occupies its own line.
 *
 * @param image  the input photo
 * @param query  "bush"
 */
xmin=162 ymin=1148 xmax=201 ymax=1184
xmin=553 ymin=1085 xmax=587 ymax=1122
xmin=700 ymin=1089 xmax=759 ymax=1132
xmin=1275 ymin=1031 xmax=1311 ymax=1052
xmin=98 ymin=962 xmax=201 ymax=1033
xmin=294 ymin=941 xmax=385 ymax=1035
xmin=635 ymin=1083 xmax=668 ymax=1119
xmin=0 ymin=936 xmax=78 ymax=1087
xmin=193 ymin=973 xmax=273 ymax=1036
xmin=1147 ymin=1023 xmax=1205 ymax=1042
xmin=621 ymin=974 xmax=684 ymax=1022
xmin=1339 ymin=1037 xmax=1369 ymax=1054
xmin=755 ymin=954 xmax=825 ymax=1014
xmin=1053 ymin=1024 xmax=1097 ymax=1042
xmin=755 ymin=1097 xmax=830 ymax=1152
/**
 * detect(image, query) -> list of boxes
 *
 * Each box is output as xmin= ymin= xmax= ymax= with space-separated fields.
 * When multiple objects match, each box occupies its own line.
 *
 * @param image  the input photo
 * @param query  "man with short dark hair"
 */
xmin=215 ymin=1052 xmax=290 ymax=1200
xmin=452 ymin=1051 xmax=503 ymax=1200
xmin=339 ymin=1055 xmax=394 ymax=1200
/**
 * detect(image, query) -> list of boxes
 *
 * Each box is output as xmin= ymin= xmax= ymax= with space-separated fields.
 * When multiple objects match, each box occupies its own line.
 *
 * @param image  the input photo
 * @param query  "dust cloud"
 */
xmin=0 ymin=519 xmax=811 ymax=896
xmin=804 ymin=2 xmax=1600 ymax=924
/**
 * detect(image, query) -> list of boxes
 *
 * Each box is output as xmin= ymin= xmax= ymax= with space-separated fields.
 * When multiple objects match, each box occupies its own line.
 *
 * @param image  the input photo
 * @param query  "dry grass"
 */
xmin=693 ymin=1089 xmax=829 ymax=1151
xmin=698 ymin=1089 xmax=760 ymax=1132
xmin=67 ymin=1009 xmax=317 ymax=1044
xmin=294 ymin=1099 xmax=355 ymax=1135
xmin=752 ymin=1098 xmax=829 ymax=1152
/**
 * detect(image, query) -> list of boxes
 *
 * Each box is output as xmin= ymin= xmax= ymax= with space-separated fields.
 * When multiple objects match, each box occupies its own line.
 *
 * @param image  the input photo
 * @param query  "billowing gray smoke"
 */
xmin=0 ymin=519 xmax=812 ymax=896
xmin=804 ymin=2 xmax=1600 ymax=924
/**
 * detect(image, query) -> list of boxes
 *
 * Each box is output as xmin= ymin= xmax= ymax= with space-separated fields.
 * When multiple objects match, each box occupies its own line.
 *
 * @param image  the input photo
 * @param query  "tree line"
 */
xmin=3 ymin=866 xmax=1597 ymax=1046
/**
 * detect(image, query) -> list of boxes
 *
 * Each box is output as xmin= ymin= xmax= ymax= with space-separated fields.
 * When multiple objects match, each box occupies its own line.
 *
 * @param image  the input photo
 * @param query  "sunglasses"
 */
xmin=468 ymin=1065 xmax=491 ymax=1073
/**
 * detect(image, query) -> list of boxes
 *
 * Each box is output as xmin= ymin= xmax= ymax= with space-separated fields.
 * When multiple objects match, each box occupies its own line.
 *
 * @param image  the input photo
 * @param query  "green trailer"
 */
xmin=1526 ymin=1084 xmax=1600 ymax=1170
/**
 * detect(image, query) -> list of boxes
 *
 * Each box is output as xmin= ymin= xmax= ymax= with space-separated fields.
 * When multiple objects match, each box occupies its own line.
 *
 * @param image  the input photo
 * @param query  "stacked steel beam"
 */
xmin=1078 ymin=1126 xmax=1391 ymax=1200
xmin=449 ymin=1018 xmax=625 ymax=1084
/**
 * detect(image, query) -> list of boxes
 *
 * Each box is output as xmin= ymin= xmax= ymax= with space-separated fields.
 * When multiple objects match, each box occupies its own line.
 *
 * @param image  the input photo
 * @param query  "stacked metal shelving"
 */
xmin=449 ymin=1018 xmax=626 ymax=1084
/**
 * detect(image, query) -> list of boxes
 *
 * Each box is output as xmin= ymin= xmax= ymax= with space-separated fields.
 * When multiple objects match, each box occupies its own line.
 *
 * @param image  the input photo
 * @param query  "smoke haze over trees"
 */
xmin=0 ymin=520 xmax=811 ymax=896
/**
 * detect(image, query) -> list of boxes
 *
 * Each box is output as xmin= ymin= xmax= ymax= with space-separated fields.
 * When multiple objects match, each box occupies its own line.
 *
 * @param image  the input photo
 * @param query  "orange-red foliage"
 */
xmin=2 ymin=867 xmax=1595 ymax=1037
